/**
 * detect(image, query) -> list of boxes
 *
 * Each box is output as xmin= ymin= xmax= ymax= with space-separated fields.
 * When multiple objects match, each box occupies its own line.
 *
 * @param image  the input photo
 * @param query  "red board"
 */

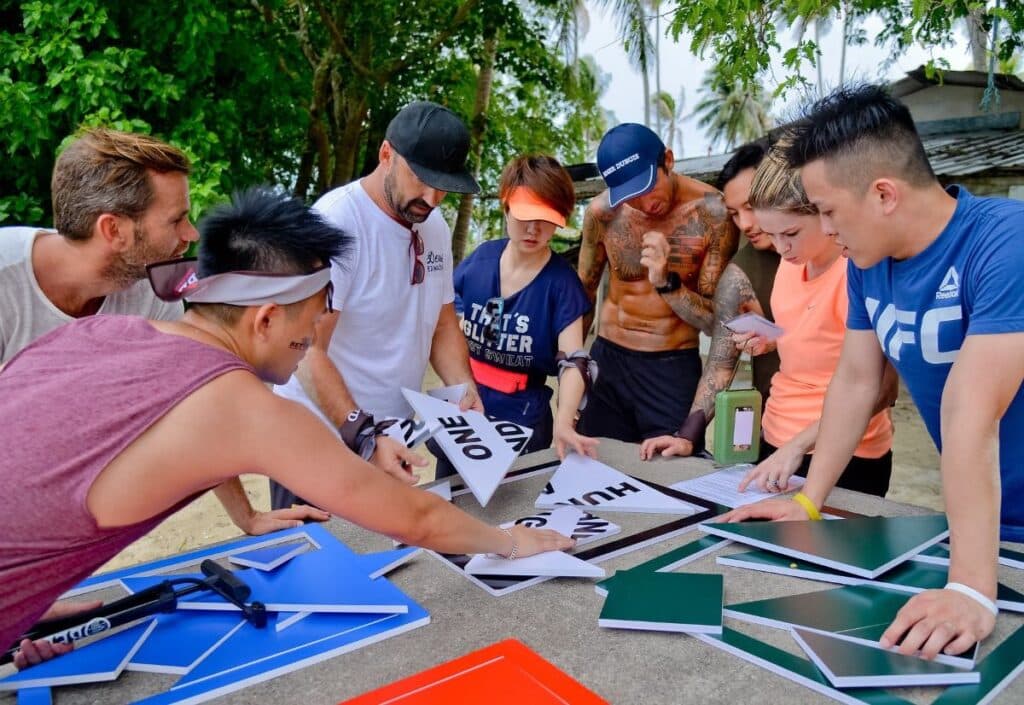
xmin=339 ymin=639 xmax=608 ymax=704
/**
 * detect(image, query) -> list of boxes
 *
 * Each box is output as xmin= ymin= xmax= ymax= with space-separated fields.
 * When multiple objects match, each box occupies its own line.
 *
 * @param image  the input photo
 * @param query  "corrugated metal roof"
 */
xmin=922 ymin=130 xmax=1024 ymax=176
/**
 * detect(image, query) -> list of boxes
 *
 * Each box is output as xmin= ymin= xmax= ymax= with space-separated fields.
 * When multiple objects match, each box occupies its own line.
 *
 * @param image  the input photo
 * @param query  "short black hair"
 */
xmin=783 ymin=84 xmax=935 ymax=190
xmin=198 ymin=187 xmax=352 ymax=277
xmin=715 ymin=139 xmax=769 ymax=190
xmin=194 ymin=188 xmax=351 ymax=323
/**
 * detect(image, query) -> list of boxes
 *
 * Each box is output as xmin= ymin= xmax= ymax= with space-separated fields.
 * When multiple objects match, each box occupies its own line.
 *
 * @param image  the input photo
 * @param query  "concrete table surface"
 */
xmin=23 ymin=440 xmax=1024 ymax=704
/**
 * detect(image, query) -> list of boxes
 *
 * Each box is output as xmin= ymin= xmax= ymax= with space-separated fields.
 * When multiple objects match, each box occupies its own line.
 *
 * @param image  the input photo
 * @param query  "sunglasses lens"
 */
xmin=412 ymin=259 xmax=425 ymax=285
xmin=147 ymin=259 xmax=200 ymax=301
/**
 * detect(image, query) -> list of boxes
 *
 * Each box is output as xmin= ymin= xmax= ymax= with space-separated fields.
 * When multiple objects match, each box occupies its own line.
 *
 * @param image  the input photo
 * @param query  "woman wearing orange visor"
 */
xmin=448 ymin=155 xmax=598 ymax=468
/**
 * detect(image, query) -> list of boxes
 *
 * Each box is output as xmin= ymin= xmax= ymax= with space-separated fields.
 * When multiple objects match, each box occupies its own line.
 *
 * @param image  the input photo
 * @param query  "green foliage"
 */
xmin=0 ymin=0 xmax=309 ymax=224
xmin=0 ymin=0 xmax=605 ymax=233
xmin=667 ymin=0 xmax=1024 ymax=95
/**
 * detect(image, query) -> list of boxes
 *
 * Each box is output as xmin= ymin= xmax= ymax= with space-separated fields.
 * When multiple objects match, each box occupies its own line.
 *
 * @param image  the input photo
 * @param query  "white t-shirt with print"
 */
xmin=274 ymin=181 xmax=455 ymax=420
xmin=0 ymin=226 xmax=183 ymax=364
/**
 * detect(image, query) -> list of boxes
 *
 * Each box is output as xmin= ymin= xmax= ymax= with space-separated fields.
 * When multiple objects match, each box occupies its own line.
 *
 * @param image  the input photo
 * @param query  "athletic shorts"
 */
xmin=577 ymin=337 xmax=701 ymax=443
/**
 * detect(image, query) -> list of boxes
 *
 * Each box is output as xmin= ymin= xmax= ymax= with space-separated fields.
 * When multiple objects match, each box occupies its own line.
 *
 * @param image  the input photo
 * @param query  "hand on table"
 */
xmin=719 ymin=497 xmax=812 ymax=523
xmin=639 ymin=435 xmax=694 ymax=461
xmin=371 ymin=435 xmax=428 ymax=485
xmin=881 ymin=588 xmax=996 ymax=658
xmin=554 ymin=421 xmax=599 ymax=460
xmin=507 ymin=524 xmax=576 ymax=558
xmin=737 ymin=445 xmax=802 ymax=493
xmin=13 ymin=600 xmax=103 ymax=670
xmin=242 ymin=505 xmax=331 ymax=534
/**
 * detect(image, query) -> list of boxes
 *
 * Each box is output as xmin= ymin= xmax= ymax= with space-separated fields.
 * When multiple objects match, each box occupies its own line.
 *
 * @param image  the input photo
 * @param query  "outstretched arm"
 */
xmin=640 ymin=262 xmax=759 ymax=460
xmin=578 ymin=205 xmax=608 ymax=338
xmin=881 ymin=332 xmax=1023 ymax=658
xmin=553 ymin=317 xmax=599 ymax=459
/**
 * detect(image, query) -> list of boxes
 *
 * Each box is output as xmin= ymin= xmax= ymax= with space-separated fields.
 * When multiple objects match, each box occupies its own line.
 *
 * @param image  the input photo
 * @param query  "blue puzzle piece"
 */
xmin=128 ymin=611 xmax=245 ymax=675
xmin=68 ymin=525 xmax=330 ymax=596
xmin=129 ymin=606 xmax=430 ymax=702
xmin=228 ymin=542 xmax=309 ymax=571
xmin=0 ymin=620 xmax=156 ymax=690
xmin=16 ymin=688 xmax=51 ymax=705
xmin=121 ymin=549 xmax=410 ymax=614
xmin=354 ymin=547 xmax=421 ymax=579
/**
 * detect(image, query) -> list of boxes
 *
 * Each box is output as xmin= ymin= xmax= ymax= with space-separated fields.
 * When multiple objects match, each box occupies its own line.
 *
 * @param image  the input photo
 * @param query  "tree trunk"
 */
xmin=330 ymin=92 xmax=369 ymax=188
xmin=654 ymin=8 xmax=662 ymax=138
xmin=814 ymin=20 xmax=824 ymax=97
xmin=642 ymin=67 xmax=651 ymax=128
xmin=838 ymin=8 xmax=849 ymax=88
xmin=451 ymin=32 xmax=499 ymax=265
xmin=966 ymin=9 xmax=988 ymax=72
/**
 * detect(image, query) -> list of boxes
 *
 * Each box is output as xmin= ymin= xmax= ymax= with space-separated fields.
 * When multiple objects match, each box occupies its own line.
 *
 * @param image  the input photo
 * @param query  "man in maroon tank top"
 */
xmin=0 ymin=189 xmax=571 ymax=668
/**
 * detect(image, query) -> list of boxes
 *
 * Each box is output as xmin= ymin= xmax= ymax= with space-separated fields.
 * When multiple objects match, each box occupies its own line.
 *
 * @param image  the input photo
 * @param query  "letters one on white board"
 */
xmin=402 ymin=388 xmax=521 ymax=507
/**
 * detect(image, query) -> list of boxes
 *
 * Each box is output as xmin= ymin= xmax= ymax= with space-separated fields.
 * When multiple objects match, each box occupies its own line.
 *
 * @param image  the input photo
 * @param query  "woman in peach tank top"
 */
xmin=729 ymin=142 xmax=896 ymax=497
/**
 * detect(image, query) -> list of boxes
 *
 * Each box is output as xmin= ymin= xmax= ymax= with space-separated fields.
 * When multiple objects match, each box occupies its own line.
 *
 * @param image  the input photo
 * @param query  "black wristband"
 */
xmin=655 ymin=271 xmax=682 ymax=294
xmin=673 ymin=409 xmax=708 ymax=447
xmin=339 ymin=410 xmax=378 ymax=460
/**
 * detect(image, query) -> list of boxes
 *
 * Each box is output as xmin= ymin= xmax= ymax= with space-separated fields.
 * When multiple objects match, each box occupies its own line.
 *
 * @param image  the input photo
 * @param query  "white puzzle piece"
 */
xmin=402 ymin=388 xmax=517 ymax=506
xmin=536 ymin=454 xmax=701 ymax=515
xmin=382 ymin=416 xmax=440 ymax=449
xmin=426 ymin=383 xmax=467 ymax=404
xmin=464 ymin=550 xmax=605 ymax=579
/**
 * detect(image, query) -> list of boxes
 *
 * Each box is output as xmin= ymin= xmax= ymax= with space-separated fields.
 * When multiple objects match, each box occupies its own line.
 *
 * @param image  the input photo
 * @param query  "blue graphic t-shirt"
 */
xmin=846 ymin=186 xmax=1024 ymax=542
xmin=455 ymin=239 xmax=591 ymax=429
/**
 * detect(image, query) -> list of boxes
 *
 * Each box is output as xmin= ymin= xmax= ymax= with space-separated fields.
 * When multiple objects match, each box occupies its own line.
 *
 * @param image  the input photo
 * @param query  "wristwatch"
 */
xmin=655 ymin=271 xmax=682 ymax=294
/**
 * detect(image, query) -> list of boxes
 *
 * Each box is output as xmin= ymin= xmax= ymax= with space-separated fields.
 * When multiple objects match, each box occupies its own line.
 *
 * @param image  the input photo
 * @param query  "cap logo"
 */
xmin=601 ymin=152 xmax=640 ymax=177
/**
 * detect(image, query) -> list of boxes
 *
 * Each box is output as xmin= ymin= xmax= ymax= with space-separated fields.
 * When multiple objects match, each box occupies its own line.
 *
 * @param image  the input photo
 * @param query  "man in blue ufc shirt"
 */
xmin=725 ymin=84 xmax=1024 ymax=660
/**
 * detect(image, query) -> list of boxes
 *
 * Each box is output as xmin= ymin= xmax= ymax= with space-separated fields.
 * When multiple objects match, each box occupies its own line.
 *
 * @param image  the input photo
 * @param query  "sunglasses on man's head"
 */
xmin=409 ymin=227 xmax=425 ymax=285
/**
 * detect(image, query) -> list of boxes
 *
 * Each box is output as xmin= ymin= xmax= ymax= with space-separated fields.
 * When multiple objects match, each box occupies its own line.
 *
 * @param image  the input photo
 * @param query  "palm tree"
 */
xmin=692 ymin=69 xmax=772 ymax=152
xmin=650 ymin=88 xmax=685 ymax=154
xmin=553 ymin=0 xmax=591 ymax=73
xmin=594 ymin=0 xmax=654 ymax=127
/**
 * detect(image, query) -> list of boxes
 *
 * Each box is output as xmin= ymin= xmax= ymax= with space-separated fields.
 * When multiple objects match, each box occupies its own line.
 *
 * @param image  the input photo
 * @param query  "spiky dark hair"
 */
xmin=783 ymin=84 xmax=935 ymax=189
xmin=197 ymin=187 xmax=351 ymax=277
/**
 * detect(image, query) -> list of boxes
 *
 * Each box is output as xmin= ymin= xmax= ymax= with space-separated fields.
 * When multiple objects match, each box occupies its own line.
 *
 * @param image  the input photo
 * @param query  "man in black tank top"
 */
xmin=640 ymin=140 xmax=781 ymax=459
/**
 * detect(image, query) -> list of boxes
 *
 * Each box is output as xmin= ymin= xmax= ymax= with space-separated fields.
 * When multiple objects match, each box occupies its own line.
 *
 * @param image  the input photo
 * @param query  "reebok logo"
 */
xmin=935 ymin=266 xmax=960 ymax=300
xmin=601 ymin=153 xmax=640 ymax=177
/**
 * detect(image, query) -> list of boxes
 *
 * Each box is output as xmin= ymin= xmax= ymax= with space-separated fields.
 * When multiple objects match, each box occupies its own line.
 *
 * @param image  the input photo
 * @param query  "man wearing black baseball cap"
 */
xmin=271 ymin=101 xmax=484 ymax=509
xmin=577 ymin=123 xmax=738 ymax=446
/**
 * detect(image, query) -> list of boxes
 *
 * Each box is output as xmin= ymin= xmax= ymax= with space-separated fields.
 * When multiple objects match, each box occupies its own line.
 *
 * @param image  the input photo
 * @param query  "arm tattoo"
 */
xmin=578 ymin=205 xmax=608 ymax=335
xmin=689 ymin=264 xmax=758 ymax=419
xmin=660 ymin=196 xmax=739 ymax=335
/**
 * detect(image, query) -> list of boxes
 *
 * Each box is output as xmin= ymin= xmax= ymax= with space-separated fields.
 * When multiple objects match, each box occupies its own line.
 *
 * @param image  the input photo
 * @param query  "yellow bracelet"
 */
xmin=792 ymin=492 xmax=823 ymax=521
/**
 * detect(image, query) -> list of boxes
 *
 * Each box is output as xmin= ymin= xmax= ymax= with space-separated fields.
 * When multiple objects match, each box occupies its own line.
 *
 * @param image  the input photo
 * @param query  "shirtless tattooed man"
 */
xmin=577 ymin=123 xmax=738 ymax=442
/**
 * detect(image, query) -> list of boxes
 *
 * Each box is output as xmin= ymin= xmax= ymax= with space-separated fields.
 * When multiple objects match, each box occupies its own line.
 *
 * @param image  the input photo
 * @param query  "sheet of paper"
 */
xmin=732 ymin=409 xmax=755 ymax=447
xmin=723 ymin=312 xmax=784 ymax=341
xmin=671 ymin=465 xmax=805 ymax=508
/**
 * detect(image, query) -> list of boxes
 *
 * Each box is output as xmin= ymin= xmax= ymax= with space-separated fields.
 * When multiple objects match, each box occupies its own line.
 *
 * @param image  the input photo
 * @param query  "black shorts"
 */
xmin=577 ymin=337 xmax=701 ymax=443
xmin=759 ymin=440 xmax=893 ymax=498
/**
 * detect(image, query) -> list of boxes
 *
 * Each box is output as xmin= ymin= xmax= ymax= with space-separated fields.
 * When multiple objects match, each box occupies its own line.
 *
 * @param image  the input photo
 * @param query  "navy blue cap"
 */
xmin=597 ymin=123 xmax=666 ymax=208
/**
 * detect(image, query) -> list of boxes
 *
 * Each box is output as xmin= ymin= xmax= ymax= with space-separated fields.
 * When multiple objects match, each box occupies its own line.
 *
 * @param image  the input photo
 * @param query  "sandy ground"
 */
xmin=102 ymin=365 xmax=942 ymax=573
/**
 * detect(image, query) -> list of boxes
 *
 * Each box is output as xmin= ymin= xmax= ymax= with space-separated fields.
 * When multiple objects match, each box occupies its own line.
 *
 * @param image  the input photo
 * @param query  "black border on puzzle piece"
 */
xmin=435 ymin=461 xmax=732 ymax=595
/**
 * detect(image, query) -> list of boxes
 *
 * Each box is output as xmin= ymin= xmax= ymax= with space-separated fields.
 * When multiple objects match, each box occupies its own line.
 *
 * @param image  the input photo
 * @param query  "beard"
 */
xmin=101 ymin=221 xmax=178 ymax=288
xmin=383 ymin=165 xmax=433 ymax=225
